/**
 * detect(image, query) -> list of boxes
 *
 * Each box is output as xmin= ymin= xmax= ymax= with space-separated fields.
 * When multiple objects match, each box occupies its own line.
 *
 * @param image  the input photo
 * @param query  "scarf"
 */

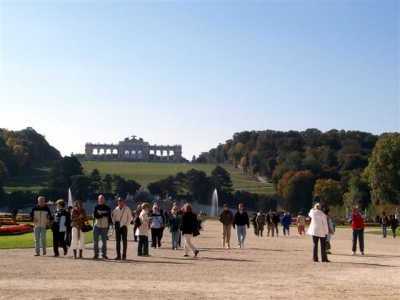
xmin=77 ymin=207 xmax=83 ymax=230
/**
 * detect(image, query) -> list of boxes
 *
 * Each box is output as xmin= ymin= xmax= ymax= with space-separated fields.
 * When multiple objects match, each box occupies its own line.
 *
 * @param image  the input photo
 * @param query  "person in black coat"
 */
xmin=180 ymin=204 xmax=200 ymax=258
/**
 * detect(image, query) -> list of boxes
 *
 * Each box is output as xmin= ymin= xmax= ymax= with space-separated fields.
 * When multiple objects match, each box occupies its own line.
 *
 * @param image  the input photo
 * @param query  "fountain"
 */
xmin=67 ymin=188 xmax=74 ymax=207
xmin=211 ymin=189 xmax=219 ymax=217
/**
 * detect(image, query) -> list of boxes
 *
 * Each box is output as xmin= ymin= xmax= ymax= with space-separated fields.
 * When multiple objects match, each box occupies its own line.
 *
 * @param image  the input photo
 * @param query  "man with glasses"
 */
xmin=232 ymin=203 xmax=250 ymax=248
xmin=93 ymin=195 xmax=112 ymax=259
xmin=112 ymin=197 xmax=132 ymax=260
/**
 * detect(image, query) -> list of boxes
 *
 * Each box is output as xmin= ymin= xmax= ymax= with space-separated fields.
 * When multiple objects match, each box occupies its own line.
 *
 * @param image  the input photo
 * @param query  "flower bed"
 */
xmin=0 ymin=224 xmax=34 ymax=235
xmin=0 ymin=220 xmax=18 ymax=226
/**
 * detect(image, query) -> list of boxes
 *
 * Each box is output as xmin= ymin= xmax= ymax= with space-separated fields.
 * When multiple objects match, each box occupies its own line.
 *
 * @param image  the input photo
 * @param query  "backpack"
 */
xmin=134 ymin=216 xmax=141 ymax=228
xmin=382 ymin=216 xmax=388 ymax=225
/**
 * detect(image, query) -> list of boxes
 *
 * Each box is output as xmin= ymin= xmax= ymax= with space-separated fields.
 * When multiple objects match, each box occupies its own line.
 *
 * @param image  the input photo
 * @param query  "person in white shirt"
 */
xmin=112 ymin=197 xmax=132 ymax=260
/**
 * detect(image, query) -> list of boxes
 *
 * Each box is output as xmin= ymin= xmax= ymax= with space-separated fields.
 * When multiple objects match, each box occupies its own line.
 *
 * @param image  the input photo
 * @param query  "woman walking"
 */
xmin=180 ymin=204 xmax=199 ymax=258
xmin=167 ymin=206 xmax=182 ymax=250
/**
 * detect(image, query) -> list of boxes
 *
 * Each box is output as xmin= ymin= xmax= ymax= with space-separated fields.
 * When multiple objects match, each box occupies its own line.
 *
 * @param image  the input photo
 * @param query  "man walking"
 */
xmin=379 ymin=212 xmax=389 ymax=238
xmin=219 ymin=204 xmax=234 ymax=249
xmin=232 ymin=203 xmax=249 ymax=248
xmin=112 ymin=197 xmax=131 ymax=260
xmin=29 ymin=196 xmax=52 ymax=256
xmin=93 ymin=195 xmax=112 ymax=259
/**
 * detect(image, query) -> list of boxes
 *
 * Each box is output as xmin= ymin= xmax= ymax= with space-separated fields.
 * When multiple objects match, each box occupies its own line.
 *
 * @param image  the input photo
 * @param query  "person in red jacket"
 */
xmin=351 ymin=205 xmax=365 ymax=255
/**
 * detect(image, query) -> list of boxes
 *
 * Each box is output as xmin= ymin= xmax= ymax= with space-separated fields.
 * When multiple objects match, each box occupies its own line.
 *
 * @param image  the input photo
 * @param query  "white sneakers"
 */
xmin=352 ymin=251 xmax=365 ymax=255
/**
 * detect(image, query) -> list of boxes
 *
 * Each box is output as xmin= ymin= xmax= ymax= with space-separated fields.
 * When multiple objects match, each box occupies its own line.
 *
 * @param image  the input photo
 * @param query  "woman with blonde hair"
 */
xmin=70 ymin=200 xmax=88 ymax=259
xmin=307 ymin=203 xmax=329 ymax=262
xmin=180 ymin=204 xmax=199 ymax=258
xmin=136 ymin=203 xmax=150 ymax=256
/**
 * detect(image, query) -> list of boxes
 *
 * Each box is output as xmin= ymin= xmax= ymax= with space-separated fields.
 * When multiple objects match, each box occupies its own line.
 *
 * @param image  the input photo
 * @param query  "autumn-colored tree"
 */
xmin=312 ymin=179 xmax=342 ymax=207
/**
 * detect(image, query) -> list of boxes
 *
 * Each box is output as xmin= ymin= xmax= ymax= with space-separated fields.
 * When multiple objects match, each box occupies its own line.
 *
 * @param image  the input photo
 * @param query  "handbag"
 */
xmin=325 ymin=241 xmax=331 ymax=250
xmin=82 ymin=223 xmax=93 ymax=233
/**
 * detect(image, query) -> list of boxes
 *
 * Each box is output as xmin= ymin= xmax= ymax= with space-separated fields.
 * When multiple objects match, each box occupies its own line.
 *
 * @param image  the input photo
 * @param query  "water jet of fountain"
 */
xmin=211 ymin=189 xmax=219 ymax=217
xmin=68 ymin=188 xmax=73 ymax=208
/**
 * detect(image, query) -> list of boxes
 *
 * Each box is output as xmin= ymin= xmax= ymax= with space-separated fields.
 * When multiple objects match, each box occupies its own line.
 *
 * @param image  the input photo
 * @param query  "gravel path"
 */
xmin=0 ymin=221 xmax=398 ymax=299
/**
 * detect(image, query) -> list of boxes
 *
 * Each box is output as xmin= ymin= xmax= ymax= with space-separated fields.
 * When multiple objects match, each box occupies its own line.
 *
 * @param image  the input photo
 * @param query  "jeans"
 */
xmin=312 ymin=235 xmax=328 ymax=262
xmin=352 ymin=229 xmax=364 ymax=252
xmin=93 ymin=226 xmax=108 ymax=256
xmin=138 ymin=235 xmax=149 ymax=255
xmin=34 ymin=227 xmax=47 ymax=254
xmin=236 ymin=225 xmax=247 ymax=246
xmin=115 ymin=225 xmax=128 ymax=258
xmin=381 ymin=225 xmax=387 ymax=237
xmin=283 ymin=225 xmax=290 ymax=236
xmin=170 ymin=231 xmax=180 ymax=248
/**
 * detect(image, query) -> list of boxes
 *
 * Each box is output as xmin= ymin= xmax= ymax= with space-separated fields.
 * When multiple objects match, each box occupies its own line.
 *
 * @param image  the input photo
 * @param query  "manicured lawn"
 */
xmin=3 ymin=161 xmax=276 ymax=195
xmin=0 ymin=229 xmax=94 ymax=249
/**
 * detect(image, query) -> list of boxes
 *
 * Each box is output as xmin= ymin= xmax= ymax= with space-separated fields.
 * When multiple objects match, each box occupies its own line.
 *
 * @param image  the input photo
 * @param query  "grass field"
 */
xmin=4 ymin=161 xmax=275 ymax=195
xmin=0 ymin=228 xmax=94 ymax=249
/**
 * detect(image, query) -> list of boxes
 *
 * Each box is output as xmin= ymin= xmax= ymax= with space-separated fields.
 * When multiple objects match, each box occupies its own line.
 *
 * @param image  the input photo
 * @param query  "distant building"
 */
xmin=85 ymin=135 xmax=182 ymax=162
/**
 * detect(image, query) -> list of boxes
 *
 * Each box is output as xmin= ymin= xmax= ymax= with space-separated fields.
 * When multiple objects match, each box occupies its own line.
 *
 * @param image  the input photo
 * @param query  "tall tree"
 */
xmin=312 ymin=179 xmax=342 ymax=207
xmin=49 ymin=156 xmax=84 ymax=189
xmin=210 ymin=165 xmax=233 ymax=192
xmin=363 ymin=133 xmax=400 ymax=205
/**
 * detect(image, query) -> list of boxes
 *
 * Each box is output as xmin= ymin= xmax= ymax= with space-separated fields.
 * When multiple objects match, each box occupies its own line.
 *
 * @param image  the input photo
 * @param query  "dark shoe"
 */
xmin=313 ymin=260 xmax=319 ymax=262
xmin=194 ymin=250 xmax=199 ymax=258
xmin=34 ymin=253 xmax=40 ymax=257
xmin=158 ymin=243 xmax=161 ymax=247
xmin=43 ymin=251 xmax=46 ymax=255
xmin=93 ymin=254 xmax=99 ymax=259
xmin=64 ymin=249 xmax=68 ymax=256
xmin=122 ymin=257 xmax=126 ymax=260
xmin=115 ymin=257 xmax=121 ymax=260
xmin=102 ymin=255 xmax=108 ymax=259
xmin=322 ymin=260 xmax=331 ymax=262
xmin=143 ymin=254 xmax=150 ymax=257
xmin=137 ymin=254 xmax=142 ymax=256
xmin=79 ymin=250 xmax=83 ymax=259
xmin=53 ymin=254 xmax=59 ymax=257
xmin=183 ymin=255 xmax=188 ymax=257
xmin=73 ymin=250 xmax=77 ymax=259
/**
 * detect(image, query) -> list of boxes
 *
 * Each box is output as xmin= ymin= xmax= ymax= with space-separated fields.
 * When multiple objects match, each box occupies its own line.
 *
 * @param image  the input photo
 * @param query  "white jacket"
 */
xmin=112 ymin=205 xmax=132 ymax=228
xmin=136 ymin=210 xmax=150 ymax=237
xmin=307 ymin=209 xmax=329 ymax=237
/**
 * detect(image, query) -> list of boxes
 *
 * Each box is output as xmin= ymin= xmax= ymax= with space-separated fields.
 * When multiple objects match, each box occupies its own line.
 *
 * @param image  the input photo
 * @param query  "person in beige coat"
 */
xmin=136 ymin=203 xmax=151 ymax=256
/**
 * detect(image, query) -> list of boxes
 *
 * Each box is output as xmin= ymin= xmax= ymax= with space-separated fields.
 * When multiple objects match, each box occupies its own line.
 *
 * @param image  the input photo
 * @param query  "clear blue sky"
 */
xmin=1 ymin=0 xmax=399 ymax=160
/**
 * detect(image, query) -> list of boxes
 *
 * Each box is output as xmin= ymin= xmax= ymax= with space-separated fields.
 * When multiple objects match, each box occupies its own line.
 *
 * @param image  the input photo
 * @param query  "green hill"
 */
xmin=3 ymin=161 xmax=275 ymax=195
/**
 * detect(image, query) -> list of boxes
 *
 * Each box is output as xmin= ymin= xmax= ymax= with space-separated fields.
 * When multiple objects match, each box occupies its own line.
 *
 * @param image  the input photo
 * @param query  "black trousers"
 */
xmin=151 ymin=228 xmax=164 ymax=247
xmin=312 ymin=235 xmax=328 ymax=262
xmin=52 ymin=229 xmax=67 ymax=255
xmin=115 ymin=225 xmax=128 ymax=258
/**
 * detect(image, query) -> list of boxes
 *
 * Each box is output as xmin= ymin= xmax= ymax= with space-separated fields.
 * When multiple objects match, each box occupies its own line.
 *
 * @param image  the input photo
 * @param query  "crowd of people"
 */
xmin=28 ymin=196 xmax=399 ymax=262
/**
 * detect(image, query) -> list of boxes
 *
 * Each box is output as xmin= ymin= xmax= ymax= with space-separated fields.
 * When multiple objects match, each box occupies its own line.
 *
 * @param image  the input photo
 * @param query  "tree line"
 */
xmin=1 ymin=127 xmax=399 ymax=214
xmin=194 ymin=129 xmax=400 ymax=212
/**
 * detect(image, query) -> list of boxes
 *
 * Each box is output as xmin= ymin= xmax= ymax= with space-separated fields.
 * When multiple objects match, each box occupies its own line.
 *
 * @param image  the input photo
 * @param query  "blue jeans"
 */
xmin=170 ymin=231 xmax=180 ymax=248
xmin=381 ymin=225 xmax=387 ymax=237
xmin=138 ymin=235 xmax=149 ymax=255
xmin=352 ymin=229 xmax=364 ymax=252
xmin=236 ymin=225 xmax=247 ymax=246
xmin=34 ymin=227 xmax=47 ymax=254
xmin=93 ymin=226 xmax=108 ymax=256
